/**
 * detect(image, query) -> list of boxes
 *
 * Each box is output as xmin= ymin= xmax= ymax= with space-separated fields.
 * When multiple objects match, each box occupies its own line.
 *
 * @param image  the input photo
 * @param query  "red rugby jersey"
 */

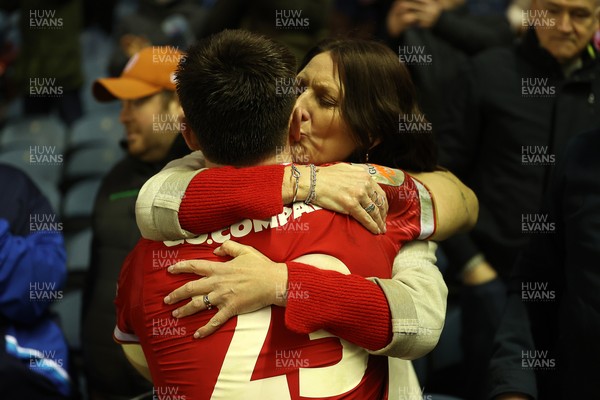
xmin=115 ymin=167 xmax=434 ymax=400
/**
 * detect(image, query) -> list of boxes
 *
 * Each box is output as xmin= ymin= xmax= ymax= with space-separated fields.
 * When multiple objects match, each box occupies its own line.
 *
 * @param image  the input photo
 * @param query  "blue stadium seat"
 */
xmin=65 ymin=228 xmax=92 ymax=272
xmin=61 ymin=179 xmax=102 ymax=219
xmin=64 ymin=146 xmax=122 ymax=181
xmin=1 ymin=116 xmax=67 ymax=151
xmin=35 ymin=180 xmax=62 ymax=215
xmin=0 ymin=147 xmax=64 ymax=186
xmin=68 ymin=110 xmax=122 ymax=149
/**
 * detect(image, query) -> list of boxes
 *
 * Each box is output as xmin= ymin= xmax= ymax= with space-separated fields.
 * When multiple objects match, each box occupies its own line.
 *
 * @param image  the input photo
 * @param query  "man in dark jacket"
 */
xmin=382 ymin=0 xmax=514 ymax=133
xmin=436 ymin=0 xmax=600 ymax=398
xmin=81 ymin=46 xmax=189 ymax=400
xmin=489 ymin=128 xmax=600 ymax=399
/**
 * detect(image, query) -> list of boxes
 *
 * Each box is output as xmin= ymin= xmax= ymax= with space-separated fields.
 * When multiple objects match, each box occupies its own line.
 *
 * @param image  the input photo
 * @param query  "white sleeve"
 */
xmin=135 ymin=151 xmax=207 ymax=241
xmin=367 ymin=241 xmax=447 ymax=359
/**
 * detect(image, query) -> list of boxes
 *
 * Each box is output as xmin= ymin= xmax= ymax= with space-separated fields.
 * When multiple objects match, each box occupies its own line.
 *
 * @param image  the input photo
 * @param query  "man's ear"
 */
xmin=180 ymin=116 xmax=201 ymax=151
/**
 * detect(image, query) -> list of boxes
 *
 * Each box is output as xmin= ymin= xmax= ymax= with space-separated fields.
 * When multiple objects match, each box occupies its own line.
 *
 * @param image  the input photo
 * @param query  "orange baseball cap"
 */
xmin=93 ymin=46 xmax=184 ymax=102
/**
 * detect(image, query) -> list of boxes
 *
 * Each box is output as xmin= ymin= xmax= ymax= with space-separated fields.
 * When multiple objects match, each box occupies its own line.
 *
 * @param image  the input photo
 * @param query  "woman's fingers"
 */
xmin=371 ymin=182 xmax=389 ymax=224
xmin=194 ymin=307 xmax=237 ymax=339
xmin=168 ymin=259 xmax=215 ymax=275
xmin=213 ymin=240 xmax=255 ymax=258
xmin=171 ymin=294 xmax=208 ymax=317
xmin=164 ymin=277 xmax=210 ymax=305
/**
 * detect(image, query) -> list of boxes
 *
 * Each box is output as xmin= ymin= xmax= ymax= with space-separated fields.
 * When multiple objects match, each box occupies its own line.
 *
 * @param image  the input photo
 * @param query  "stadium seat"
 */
xmin=50 ymin=289 xmax=83 ymax=350
xmin=68 ymin=110 xmax=123 ymax=149
xmin=65 ymin=228 xmax=93 ymax=272
xmin=1 ymin=116 xmax=67 ymax=151
xmin=61 ymin=179 xmax=102 ymax=219
xmin=35 ymin=180 xmax=62 ymax=215
xmin=0 ymin=146 xmax=64 ymax=185
xmin=64 ymin=145 xmax=122 ymax=181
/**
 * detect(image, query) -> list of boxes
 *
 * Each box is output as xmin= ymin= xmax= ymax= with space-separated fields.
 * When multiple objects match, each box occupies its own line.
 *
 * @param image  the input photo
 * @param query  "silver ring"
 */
xmin=203 ymin=295 xmax=213 ymax=310
xmin=373 ymin=191 xmax=385 ymax=208
xmin=364 ymin=203 xmax=376 ymax=213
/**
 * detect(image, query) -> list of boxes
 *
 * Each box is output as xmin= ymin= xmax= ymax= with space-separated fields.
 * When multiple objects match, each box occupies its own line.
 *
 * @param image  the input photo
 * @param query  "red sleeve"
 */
xmin=284 ymin=262 xmax=392 ymax=351
xmin=179 ymin=165 xmax=285 ymax=234
xmin=113 ymin=252 xmax=139 ymax=344
xmin=383 ymin=173 xmax=436 ymax=242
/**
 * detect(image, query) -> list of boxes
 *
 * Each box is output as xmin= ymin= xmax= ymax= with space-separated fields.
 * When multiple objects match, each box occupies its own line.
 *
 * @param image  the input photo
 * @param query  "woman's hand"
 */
xmin=163 ymin=241 xmax=288 ymax=338
xmin=284 ymin=163 xmax=388 ymax=234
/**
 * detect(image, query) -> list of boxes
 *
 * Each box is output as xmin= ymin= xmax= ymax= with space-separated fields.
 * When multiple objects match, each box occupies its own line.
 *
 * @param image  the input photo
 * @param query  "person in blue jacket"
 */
xmin=0 ymin=163 xmax=71 ymax=398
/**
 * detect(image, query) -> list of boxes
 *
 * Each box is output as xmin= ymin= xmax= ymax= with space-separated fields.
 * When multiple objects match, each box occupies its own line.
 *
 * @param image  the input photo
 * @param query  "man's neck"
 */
xmin=205 ymin=154 xmax=292 ymax=169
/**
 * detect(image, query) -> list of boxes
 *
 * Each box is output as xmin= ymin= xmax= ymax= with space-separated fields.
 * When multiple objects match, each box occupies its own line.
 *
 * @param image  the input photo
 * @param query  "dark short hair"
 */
xmin=300 ymin=39 xmax=438 ymax=172
xmin=176 ymin=30 xmax=297 ymax=166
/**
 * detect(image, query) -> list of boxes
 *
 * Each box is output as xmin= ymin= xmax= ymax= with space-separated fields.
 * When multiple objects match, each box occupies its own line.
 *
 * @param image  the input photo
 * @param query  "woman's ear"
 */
xmin=180 ymin=116 xmax=201 ymax=151
xmin=369 ymin=136 xmax=382 ymax=149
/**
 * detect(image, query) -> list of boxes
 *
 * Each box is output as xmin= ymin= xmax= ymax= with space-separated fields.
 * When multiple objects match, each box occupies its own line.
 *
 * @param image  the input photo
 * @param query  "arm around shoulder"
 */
xmin=367 ymin=241 xmax=447 ymax=359
xmin=410 ymin=169 xmax=478 ymax=241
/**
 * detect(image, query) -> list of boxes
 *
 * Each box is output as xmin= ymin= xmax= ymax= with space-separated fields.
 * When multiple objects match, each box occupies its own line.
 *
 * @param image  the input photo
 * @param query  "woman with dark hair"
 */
xmin=295 ymin=38 xmax=437 ymax=171
xmin=135 ymin=37 xmax=477 ymax=396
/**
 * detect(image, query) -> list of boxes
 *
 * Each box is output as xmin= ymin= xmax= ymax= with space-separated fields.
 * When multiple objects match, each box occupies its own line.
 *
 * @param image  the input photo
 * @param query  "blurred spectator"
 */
xmin=200 ymin=0 xmax=334 ymax=66
xmin=81 ymin=46 xmax=189 ymax=400
xmin=83 ymin=0 xmax=117 ymax=35
xmin=507 ymin=0 xmax=531 ymax=33
xmin=0 ymin=163 xmax=71 ymax=399
xmin=0 ymin=0 xmax=84 ymax=127
xmin=330 ymin=0 xmax=382 ymax=39
xmin=489 ymin=128 xmax=600 ymax=399
xmin=381 ymin=0 xmax=514 ymax=131
xmin=467 ymin=0 xmax=510 ymax=15
xmin=436 ymin=0 xmax=600 ymax=398
xmin=108 ymin=0 xmax=209 ymax=76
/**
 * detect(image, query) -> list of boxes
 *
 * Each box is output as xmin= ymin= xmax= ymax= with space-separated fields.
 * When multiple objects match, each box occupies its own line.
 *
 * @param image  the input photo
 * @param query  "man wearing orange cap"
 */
xmin=81 ymin=46 xmax=189 ymax=400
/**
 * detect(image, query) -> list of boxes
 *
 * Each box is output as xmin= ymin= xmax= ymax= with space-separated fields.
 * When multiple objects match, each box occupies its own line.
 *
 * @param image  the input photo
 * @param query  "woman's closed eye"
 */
xmin=318 ymin=96 xmax=337 ymax=108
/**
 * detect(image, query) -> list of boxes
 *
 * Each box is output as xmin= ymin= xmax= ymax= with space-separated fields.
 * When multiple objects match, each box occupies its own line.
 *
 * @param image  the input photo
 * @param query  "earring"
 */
xmin=365 ymin=152 xmax=369 ymax=163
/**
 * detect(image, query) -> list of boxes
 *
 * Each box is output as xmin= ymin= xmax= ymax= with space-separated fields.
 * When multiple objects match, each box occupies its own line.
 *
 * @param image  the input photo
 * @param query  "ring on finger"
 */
xmin=203 ymin=294 xmax=213 ymax=310
xmin=373 ymin=192 xmax=385 ymax=208
xmin=364 ymin=203 xmax=376 ymax=213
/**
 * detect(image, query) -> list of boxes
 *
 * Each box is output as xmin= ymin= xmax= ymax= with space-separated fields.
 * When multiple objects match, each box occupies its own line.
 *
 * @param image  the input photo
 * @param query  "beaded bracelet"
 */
xmin=305 ymin=164 xmax=317 ymax=205
xmin=291 ymin=164 xmax=301 ymax=203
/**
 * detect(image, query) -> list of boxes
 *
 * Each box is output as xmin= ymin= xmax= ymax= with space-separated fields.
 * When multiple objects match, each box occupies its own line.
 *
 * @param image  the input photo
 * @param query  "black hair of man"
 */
xmin=176 ymin=29 xmax=297 ymax=166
